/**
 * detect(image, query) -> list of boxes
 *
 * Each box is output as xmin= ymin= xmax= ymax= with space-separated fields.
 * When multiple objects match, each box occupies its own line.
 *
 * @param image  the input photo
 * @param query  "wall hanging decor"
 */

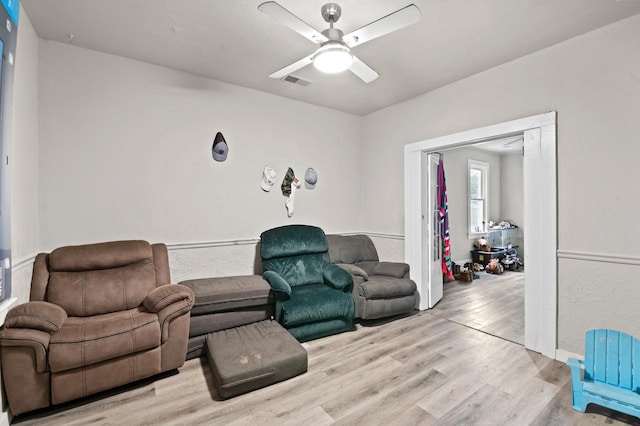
xmin=304 ymin=167 xmax=318 ymax=189
xmin=281 ymin=167 xmax=300 ymax=217
xmin=211 ymin=132 xmax=228 ymax=162
xmin=261 ymin=166 xmax=277 ymax=191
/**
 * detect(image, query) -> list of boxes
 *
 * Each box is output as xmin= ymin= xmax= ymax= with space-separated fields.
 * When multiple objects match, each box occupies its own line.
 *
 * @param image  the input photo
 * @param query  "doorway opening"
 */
xmin=404 ymin=112 xmax=557 ymax=358
xmin=427 ymin=138 xmax=526 ymax=345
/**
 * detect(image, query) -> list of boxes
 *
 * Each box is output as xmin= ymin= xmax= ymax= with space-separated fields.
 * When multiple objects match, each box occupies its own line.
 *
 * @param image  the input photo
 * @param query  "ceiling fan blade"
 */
xmin=268 ymin=54 xmax=314 ymax=79
xmin=258 ymin=1 xmax=328 ymax=44
xmin=349 ymin=56 xmax=379 ymax=83
xmin=343 ymin=4 xmax=421 ymax=48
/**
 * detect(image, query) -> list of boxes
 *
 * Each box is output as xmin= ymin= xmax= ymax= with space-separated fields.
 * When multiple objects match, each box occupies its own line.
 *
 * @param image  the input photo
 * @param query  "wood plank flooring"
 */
xmin=431 ymin=270 xmax=525 ymax=345
xmin=13 ymin=290 xmax=640 ymax=425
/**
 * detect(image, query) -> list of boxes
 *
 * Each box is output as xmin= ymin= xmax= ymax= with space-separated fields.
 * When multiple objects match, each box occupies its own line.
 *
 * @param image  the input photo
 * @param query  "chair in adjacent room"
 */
xmin=260 ymin=225 xmax=355 ymax=342
xmin=0 ymin=240 xmax=195 ymax=415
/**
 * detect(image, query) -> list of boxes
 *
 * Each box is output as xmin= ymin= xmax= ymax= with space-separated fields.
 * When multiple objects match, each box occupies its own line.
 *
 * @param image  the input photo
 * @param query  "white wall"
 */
xmin=2 ymin=6 xmax=40 ymax=424
xmin=363 ymin=14 xmax=640 ymax=354
xmin=10 ymin=6 xmax=39 ymax=305
xmin=500 ymin=153 xmax=524 ymax=260
xmin=441 ymin=147 xmax=501 ymax=262
xmin=37 ymin=41 xmax=364 ymax=279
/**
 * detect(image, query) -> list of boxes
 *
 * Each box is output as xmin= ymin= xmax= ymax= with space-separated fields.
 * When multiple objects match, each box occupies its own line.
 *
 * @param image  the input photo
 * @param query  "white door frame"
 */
xmin=404 ymin=112 xmax=557 ymax=358
xmin=426 ymin=152 xmax=443 ymax=308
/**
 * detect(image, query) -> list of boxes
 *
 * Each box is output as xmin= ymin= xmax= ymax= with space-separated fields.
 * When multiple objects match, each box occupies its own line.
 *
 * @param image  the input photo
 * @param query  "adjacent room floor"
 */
xmin=431 ymin=270 xmax=525 ymax=345
xmin=14 ymin=306 xmax=637 ymax=425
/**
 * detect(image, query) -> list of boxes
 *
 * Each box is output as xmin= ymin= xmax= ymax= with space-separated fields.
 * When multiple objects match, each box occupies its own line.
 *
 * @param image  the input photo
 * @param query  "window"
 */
xmin=468 ymin=160 xmax=489 ymax=236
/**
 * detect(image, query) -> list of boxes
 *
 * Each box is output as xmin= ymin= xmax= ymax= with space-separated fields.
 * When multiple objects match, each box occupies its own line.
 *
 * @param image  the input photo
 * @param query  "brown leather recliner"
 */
xmin=0 ymin=240 xmax=195 ymax=415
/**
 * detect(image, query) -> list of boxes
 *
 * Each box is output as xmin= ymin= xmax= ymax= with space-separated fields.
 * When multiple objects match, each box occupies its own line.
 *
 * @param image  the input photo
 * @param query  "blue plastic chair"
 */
xmin=567 ymin=329 xmax=640 ymax=419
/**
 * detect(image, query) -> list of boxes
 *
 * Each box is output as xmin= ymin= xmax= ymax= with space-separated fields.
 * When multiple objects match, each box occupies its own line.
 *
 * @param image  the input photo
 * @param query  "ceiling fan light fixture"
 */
xmin=312 ymin=40 xmax=353 ymax=74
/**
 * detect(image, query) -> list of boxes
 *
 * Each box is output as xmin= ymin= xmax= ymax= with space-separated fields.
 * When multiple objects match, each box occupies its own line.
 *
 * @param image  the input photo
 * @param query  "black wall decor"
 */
xmin=212 ymin=132 xmax=228 ymax=162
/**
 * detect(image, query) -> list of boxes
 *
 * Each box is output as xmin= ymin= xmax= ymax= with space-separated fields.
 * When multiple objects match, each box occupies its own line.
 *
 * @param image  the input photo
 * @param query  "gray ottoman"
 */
xmin=180 ymin=275 xmax=274 ymax=359
xmin=206 ymin=320 xmax=307 ymax=399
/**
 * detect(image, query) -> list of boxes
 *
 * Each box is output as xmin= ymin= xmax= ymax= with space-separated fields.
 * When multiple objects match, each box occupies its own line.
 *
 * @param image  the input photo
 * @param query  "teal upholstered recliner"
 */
xmin=260 ymin=225 xmax=355 ymax=342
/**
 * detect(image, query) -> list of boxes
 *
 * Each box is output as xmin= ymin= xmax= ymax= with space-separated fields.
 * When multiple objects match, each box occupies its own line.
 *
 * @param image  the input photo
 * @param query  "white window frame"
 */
xmin=468 ymin=159 xmax=489 ymax=238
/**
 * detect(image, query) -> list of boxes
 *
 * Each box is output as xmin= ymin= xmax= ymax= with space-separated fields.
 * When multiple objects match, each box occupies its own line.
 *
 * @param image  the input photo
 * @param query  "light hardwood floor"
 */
xmin=431 ymin=270 xmax=525 ymax=345
xmin=13 ymin=302 xmax=639 ymax=425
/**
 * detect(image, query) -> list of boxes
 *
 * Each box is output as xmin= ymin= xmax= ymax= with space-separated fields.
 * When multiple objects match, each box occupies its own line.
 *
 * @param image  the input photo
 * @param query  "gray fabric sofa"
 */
xmin=179 ymin=275 xmax=274 ymax=360
xmin=326 ymin=234 xmax=418 ymax=320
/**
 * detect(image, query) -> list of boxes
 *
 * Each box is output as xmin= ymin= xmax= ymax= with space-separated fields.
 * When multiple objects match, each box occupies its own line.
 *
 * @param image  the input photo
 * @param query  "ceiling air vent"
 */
xmin=281 ymin=74 xmax=311 ymax=87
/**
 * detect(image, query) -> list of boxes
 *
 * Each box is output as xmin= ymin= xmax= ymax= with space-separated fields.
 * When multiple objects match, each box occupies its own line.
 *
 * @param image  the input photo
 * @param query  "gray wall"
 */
xmin=37 ymin=41 xmax=364 ymax=252
xmin=500 ymin=153 xmax=524 ymax=260
xmin=441 ymin=147 xmax=501 ymax=262
xmin=363 ymin=14 xmax=640 ymax=354
xmin=2 ymin=6 xmax=40 ymax=422
xmin=441 ymin=147 xmax=524 ymax=264
xmin=9 ymin=6 xmax=39 ymax=305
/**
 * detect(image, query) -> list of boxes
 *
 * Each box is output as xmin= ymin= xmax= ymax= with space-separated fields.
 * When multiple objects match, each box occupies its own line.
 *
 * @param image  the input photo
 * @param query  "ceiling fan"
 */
xmin=258 ymin=2 xmax=421 ymax=83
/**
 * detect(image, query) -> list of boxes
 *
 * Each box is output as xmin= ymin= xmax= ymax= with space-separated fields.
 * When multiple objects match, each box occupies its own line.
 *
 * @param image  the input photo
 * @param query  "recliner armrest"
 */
xmin=155 ymin=288 xmax=196 ymax=343
xmin=323 ymin=263 xmax=353 ymax=291
xmin=3 ymin=301 xmax=67 ymax=333
xmin=373 ymin=262 xmax=410 ymax=278
xmin=336 ymin=263 xmax=369 ymax=281
xmin=143 ymin=284 xmax=195 ymax=313
xmin=0 ymin=328 xmax=51 ymax=373
xmin=263 ymin=271 xmax=292 ymax=297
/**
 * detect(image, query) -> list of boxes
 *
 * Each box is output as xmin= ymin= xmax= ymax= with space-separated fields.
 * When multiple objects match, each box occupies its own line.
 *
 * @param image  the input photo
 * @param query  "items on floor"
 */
xmin=470 ymin=235 xmax=522 ymax=273
xmin=451 ymin=262 xmax=479 ymax=282
xmin=450 ymin=256 xmax=525 ymax=282
xmin=486 ymin=258 xmax=504 ymax=274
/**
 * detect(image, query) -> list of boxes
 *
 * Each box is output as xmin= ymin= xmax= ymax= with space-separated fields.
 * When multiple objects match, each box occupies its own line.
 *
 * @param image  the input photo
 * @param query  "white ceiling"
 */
xmin=21 ymin=0 xmax=640 ymax=116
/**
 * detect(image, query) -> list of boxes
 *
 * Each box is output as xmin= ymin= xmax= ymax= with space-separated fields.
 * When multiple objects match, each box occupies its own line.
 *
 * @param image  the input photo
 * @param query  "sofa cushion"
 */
xmin=181 ymin=276 xmax=273 ymax=316
xmin=48 ymin=307 xmax=160 ymax=373
xmin=336 ymin=263 xmax=369 ymax=281
xmin=189 ymin=306 xmax=273 ymax=338
xmin=280 ymin=284 xmax=354 ymax=327
xmin=373 ymin=262 xmax=410 ymax=278
xmin=206 ymin=320 xmax=307 ymax=399
xmin=262 ymin=253 xmax=330 ymax=287
xmin=360 ymin=294 xmax=417 ymax=320
xmin=48 ymin=261 xmax=156 ymax=317
xmin=48 ymin=240 xmax=153 ymax=272
xmin=358 ymin=277 xmax=417 ymax=299
xmin=46 ymin=240 xmax=158 ymax=317
xmin=326 ymin=234 xmax=379 ymax=265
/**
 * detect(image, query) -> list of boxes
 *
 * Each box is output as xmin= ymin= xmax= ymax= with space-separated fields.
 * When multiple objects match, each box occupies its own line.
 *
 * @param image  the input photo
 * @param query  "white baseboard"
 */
xmin=555 ymin=348 xmax=582 ymax=363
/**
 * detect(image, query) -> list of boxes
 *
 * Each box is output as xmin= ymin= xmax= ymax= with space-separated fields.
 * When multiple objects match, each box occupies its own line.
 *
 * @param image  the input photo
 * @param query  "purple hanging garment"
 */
xmin=438 ymin=158 xmax=454 ymax=280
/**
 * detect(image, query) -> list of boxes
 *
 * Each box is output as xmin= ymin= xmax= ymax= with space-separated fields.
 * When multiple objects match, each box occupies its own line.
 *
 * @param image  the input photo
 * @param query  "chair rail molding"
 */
xmin=557 ymin=250 xmax=640 ymax=266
